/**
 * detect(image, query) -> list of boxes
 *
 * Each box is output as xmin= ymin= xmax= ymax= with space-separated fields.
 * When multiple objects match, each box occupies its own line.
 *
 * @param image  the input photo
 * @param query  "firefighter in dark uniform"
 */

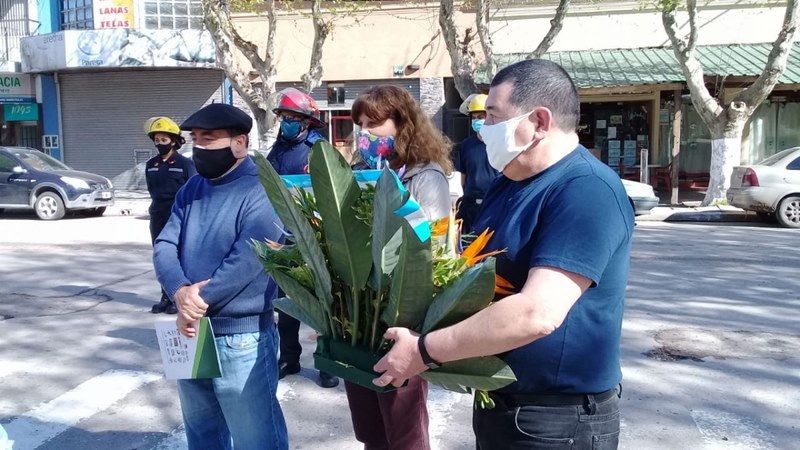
xmin=453 ymin=94 xmax=499 ymax=234
xmin=268 ymin=88 xmax=339 ymax=388
xmin=144 ymin=117 xmax=196 ymax=314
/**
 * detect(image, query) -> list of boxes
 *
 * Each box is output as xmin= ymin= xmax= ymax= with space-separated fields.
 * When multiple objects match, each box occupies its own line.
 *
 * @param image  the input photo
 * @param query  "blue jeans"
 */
xmin=177 ymin=326 xmax=288 ymax=450
xmin=473 ymin=390 xmax=620 ymax=449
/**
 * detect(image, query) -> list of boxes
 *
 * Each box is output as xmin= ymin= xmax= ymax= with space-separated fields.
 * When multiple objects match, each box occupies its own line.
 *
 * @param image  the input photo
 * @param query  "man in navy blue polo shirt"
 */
xmin=454 ymin=93 xmax=499 ymax=234
xmin=373 ymin=59 xmax=633 ymax=449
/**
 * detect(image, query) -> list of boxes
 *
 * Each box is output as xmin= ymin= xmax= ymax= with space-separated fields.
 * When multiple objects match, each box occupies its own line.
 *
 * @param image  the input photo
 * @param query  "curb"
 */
xmin=107 ymin=191 xmax=755 ymax=223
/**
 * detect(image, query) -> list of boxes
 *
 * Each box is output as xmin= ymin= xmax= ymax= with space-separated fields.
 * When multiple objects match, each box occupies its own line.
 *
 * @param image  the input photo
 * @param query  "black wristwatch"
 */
xmin=418 ymin=334 xmax=442 ymax=369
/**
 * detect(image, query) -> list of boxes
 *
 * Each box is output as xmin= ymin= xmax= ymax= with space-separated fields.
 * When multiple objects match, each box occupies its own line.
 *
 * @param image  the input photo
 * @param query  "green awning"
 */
xmin=477 ymin=43 xmax=800 ymax=88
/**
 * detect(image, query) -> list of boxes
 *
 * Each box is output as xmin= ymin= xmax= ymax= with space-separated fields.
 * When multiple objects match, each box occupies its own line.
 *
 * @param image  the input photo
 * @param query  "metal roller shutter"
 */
xmin=60 ymin=69 xmax=225 ymax=189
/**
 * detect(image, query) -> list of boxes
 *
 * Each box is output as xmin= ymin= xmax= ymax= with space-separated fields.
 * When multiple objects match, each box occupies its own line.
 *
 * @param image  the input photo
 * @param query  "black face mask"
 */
xmin=192 ymin=146 xmax=239 ymax=179
xmin=155 ymin=143 xmax=173 ymax=156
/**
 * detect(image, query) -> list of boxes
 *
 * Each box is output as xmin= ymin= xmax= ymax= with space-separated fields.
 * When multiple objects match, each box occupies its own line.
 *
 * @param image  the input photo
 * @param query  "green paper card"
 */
xmin=155 ymin=317 xmax=222 ymax=379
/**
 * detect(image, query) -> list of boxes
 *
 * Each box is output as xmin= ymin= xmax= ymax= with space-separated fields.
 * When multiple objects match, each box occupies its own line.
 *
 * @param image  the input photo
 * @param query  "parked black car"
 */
xmin=0 ymin=146 xmax=114 ymax=220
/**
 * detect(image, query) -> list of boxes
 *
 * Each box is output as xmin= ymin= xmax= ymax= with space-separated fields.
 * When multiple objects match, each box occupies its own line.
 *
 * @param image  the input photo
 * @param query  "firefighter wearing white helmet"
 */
xmin=453 ymin=93 xmax=499 ymax=234
xmin=144 ymin=116 xmax=196 ymax=314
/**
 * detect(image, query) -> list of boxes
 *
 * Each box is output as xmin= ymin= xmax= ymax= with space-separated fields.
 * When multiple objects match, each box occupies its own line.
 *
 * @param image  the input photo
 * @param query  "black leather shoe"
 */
xmin=164 ymin=301 xmax=178 ymax=315
xmin=278 ymin=361 xmax=301 ymax=379
xmin=319 ymin=371 xmax=339 ymax=388
xmin=151 ymin=298 xmax=171 ymax=314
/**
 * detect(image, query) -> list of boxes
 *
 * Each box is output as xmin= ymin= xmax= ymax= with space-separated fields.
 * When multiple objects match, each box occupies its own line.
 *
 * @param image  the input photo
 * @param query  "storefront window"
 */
xmin=579 ymin=102 xmax=650 ymax=176
xmin=680 ymin=106 xmax=711 ymax=175
xmin=747 ymin=101 xmax=800 ymax=164
xmin=144 ymin=0 xmax=204 ymax=30
xmin=61 ymin=0 xmax=93 ymax=30
xmin=330 ymin=112 xmax=356 ymax=163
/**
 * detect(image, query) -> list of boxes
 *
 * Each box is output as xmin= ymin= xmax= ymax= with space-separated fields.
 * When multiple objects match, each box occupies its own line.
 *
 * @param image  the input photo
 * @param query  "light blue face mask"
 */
xmin=280 ymin=118 xmax=303 ymax=140
xmin=471 ymin=119 xmax=485 ymax=133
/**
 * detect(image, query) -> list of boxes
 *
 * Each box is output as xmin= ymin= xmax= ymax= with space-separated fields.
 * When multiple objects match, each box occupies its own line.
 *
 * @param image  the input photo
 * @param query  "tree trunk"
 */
xmin=670 ymin=90 xmax=682 ymax=205
xmin=301 ymin=0 xmax=329 ymax=93
xmin=528 ymin=0 xmax=571 ymax=59
xmin=661 ymin=0 xmax=799 ymax=206
xmin=439 ymin=0 xmax=480 ymax=99
xmin=704 ymin=103 xmax=748 ymax=205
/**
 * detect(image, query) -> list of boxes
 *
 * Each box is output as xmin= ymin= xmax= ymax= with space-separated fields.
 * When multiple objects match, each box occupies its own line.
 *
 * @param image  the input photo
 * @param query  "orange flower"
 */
xmin=265 ymin=239 xmax=286 ymax=250
xmin=495 ymin=274 xmax=515 ymax=295
xmin=462 ymin=228 xmax=505 ymax=266
xmin=430 ymin=216 xmax=449 ymax=237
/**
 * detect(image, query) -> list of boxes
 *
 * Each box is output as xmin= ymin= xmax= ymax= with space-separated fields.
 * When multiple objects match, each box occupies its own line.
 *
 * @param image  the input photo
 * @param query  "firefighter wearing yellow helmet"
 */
xmin=144 ymin=116 xmax=197 ymax=314
xmin=453 ymin=93 xmax=499 ymax=234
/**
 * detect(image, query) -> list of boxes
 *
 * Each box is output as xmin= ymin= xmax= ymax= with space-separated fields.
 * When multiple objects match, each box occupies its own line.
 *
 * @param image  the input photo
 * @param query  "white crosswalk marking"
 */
xmin=691 ymin=410 xmax=778 ymax=450
xmin=4 ymin=369 xmax=161 ymax=450
xmin=149 ymin=376 xmax=296 ymax=450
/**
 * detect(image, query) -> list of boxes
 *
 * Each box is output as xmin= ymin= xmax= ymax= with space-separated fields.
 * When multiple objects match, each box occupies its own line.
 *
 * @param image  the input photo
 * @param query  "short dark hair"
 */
xmin=490 ymin=59 xmax=580 ymax=132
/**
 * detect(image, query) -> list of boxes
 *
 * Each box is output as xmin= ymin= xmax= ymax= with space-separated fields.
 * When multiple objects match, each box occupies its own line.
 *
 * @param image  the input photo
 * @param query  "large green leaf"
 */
xmin=369 ymin=169 xmax=406 ymax=293
xmin=254 ymin=153 xmax=333 ymax=308
xmin=271 ymin=270 xmax=330 ymax=335
xmin=309 ymin=141 xmax=372 ymax=290
xmin=420 ymin=356 xmax=516 ymax=392
xmin=420 ymin=259 xmax=496 ymax=334
xmin=381 ymin=221 xmax=433 ymax=329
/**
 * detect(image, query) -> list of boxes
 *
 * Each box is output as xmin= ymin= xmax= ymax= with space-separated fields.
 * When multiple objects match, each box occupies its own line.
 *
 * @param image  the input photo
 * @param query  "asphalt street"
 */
xmin=0 ymin=212 xmax=798 ymax=449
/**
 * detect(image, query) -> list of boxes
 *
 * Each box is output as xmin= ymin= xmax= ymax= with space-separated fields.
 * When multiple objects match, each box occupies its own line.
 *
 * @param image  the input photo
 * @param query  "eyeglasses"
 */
xmin=278 ymin=115 xmax=302 ymax=123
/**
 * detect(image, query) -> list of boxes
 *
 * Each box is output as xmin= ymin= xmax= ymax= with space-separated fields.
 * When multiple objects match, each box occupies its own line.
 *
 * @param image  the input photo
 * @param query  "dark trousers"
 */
xmin=149 ymin=208 xmax=171 ymax=301
xmin=344 ymin=377 xmax=430 ymax=450
xmin=473 ymin=389 xmax=620 ymax=449
xmin=277 ymin=310 xmax=302 ymax=364
xmin=456 ymin=197 xmax=483 ymax=235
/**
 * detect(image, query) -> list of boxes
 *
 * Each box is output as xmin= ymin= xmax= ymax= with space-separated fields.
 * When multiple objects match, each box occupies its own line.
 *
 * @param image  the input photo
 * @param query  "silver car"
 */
xmin=727 ymin=147 xmax=800 ymax=228
xmin=621 ymin=179 xmax=659 ymax=216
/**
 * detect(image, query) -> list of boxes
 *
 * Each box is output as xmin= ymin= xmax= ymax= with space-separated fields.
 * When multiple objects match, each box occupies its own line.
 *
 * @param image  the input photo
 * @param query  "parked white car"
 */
xmin=727 ymin=147 xmax=800 ymax=228
xmin=449 ymin=172 xmax=659 ymax=216
xmin=621 ymin=179 xmax=659 ymax=216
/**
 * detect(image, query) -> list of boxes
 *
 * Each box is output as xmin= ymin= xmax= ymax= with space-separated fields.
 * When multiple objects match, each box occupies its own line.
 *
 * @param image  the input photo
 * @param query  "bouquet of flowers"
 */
xmin=253 ymin=141 xmax=515 ymax=394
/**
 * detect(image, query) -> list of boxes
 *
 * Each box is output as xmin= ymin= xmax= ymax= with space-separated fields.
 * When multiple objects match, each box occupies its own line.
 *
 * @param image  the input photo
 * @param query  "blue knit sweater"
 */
xmin=154 ymin=157 xmax=281 ymax=335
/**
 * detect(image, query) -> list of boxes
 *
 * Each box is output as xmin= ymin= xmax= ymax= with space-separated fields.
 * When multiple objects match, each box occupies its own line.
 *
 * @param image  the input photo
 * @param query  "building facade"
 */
xmin=10 ymin=0 xmax=798 ymax=189
xmin=231 ymin=0 xmax=798 ymax=189
xmin=19 ymin=0 xmax=223 ymax=188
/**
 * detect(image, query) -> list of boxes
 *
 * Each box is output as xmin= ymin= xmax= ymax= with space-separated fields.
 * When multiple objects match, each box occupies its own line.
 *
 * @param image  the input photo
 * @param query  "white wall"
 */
xmin=491 ymin=1 xmax=790 ymax=54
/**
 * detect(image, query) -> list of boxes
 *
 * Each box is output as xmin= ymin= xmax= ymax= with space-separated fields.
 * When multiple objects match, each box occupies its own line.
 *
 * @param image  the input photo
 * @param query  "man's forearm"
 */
xmin=425 ymin=293 xmax=557 ymax=363
xmin=426 ymin=266 xmax=589 ymax=364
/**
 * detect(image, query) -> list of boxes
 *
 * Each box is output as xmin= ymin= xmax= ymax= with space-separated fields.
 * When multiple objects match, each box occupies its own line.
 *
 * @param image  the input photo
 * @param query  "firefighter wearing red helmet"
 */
xmin=267 ymin=88 xmax=339 ymax=389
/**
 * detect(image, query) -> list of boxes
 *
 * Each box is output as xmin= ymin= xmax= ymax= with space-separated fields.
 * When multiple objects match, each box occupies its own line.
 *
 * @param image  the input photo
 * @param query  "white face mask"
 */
xmin=480 ymin=110 xmax=536 ymax=172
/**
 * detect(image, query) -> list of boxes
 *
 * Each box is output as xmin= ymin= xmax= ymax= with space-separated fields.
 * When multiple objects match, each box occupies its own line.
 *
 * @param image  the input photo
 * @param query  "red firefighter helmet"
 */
xmin=272 ymin=88 xmax=326 ymax=129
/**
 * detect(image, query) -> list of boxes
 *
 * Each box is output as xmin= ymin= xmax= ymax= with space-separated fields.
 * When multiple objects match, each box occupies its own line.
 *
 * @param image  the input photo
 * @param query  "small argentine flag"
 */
xmin=391 ymin=172 xmax=431 ymax=242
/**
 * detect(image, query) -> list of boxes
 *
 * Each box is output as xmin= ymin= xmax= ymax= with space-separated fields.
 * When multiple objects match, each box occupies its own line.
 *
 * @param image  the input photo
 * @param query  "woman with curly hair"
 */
xmin=344 ymin=85 xmax=452 ymax=450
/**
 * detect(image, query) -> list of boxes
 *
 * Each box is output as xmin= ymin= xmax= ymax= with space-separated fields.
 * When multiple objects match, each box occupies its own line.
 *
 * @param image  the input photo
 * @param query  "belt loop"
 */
xmin=584 ymin=394 xmax=597 ymax=415
xmin=617 ymin=383 xmax=623 ymax=398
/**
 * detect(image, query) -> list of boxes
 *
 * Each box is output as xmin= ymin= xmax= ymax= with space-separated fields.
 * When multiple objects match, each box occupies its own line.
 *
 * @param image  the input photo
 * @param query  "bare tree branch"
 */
xmin=476 ymin=0 xmax=496 ymax=81
xmin=203 ymin=0 xmax=278 ymax=147
xmin=736 ymin=0 xmax=799 ymax=110
xmin=686 ymin=0 xmax=698 ymax=52
xmin=660 ymin=0 xmax=721 ymax=129
xmin=301 ymin=0 xmax=330 ymax=93
xmin=529 ymin=0 xmax=571 ymax=59
xmin=440 ymin=0 xmax=480 ymax=98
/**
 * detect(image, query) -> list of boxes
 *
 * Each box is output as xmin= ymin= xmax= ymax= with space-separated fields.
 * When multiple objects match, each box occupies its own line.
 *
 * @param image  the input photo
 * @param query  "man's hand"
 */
xmin=372 ymin=327 xmax=429 ymax=388
xmin=174 ymin=280 xmax=210 ymax=322
xmin=177 ymin=314 xmax=197 ymax=338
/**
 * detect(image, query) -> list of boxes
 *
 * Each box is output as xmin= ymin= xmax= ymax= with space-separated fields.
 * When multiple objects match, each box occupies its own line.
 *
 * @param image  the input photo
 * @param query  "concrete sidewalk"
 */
xmin=108 ymin=190 xmax=151 ymax=217
xmin=109 ymin=190 xmax=756 ymax=223
xmin=636 ymin=204 xmax=754 ymax=223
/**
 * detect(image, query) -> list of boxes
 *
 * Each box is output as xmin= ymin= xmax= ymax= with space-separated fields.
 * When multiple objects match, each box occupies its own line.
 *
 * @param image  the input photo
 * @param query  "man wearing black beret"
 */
xmin=154 ymin=103 xmax=289 ymax=449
